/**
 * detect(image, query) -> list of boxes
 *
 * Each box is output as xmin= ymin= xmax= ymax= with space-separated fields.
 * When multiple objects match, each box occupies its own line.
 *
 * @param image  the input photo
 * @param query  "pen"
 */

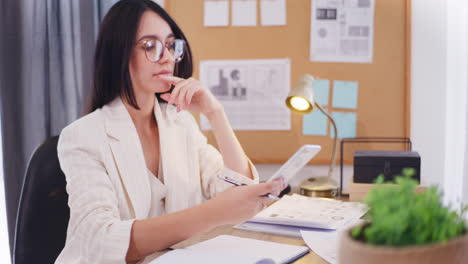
xmin=217 ymin=175 xmax=281 ymax=201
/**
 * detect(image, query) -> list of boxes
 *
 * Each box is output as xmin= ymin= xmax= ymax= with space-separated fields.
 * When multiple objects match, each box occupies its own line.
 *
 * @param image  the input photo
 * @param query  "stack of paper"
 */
xmin=235 ymin=194 xmax=366 ymax=237
xmin=235 ymin=221 xmax=325 ymax=238
xmin=233 ymin=194 xmax=367 ymax=263
xmin=232 ymin=194 xmax=367 ymax=263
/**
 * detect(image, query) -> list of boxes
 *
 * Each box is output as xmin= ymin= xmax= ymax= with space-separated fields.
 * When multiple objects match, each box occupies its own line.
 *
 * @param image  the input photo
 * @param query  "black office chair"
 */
xmin=13 ymin=136 xmax=70 ymax=264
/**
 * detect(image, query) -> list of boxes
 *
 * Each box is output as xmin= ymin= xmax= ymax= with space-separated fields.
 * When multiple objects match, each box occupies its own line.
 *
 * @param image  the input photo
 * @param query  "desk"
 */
xmin=152 ymin=195 xmax=350 ymax=263
xmin=153 ymin=224 xmax=329 ymax=263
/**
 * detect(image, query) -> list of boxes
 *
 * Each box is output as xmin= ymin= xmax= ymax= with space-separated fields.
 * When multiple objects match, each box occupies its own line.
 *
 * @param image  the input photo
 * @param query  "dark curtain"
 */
xmin=0 ymin=0 xmax=118 ymax=259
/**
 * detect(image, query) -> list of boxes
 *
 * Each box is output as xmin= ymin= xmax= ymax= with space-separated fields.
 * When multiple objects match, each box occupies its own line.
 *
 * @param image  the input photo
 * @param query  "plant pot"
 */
xmin=339 ymin=227 xmax=468 ymax=264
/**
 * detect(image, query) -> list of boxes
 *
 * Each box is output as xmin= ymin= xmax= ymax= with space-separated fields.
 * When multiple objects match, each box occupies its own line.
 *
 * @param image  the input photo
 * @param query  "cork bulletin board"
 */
xmin=165 ymin=0 xmax=411 ymax=164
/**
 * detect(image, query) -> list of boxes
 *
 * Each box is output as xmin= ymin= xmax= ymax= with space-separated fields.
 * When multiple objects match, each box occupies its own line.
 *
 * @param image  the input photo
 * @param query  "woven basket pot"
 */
xmin=339 ymin=228 xmax=468 ymax=264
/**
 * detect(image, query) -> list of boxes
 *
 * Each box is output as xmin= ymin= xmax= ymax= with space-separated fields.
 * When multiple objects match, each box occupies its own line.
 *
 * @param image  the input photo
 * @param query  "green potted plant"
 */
xmin=339 ymin=168 xmax=468 ymax=264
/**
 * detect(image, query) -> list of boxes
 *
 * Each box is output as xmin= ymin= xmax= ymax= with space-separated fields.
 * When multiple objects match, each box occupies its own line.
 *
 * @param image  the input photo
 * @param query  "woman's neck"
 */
xmin=123 ymin=94 xmax=157 ymax=130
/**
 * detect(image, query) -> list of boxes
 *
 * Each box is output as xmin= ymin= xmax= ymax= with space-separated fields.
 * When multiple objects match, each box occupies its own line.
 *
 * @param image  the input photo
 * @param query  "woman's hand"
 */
xmin=205 ymin=179 xmax=287 ymax=225
xmin=156 ymin=75 xmax=223 ymax=117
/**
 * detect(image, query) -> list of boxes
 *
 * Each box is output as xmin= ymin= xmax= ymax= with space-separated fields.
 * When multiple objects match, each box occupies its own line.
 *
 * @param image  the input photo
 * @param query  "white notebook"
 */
xmin=250 ymin=194 xmax=368 ymax=230
xmin=151 ymin=235 xmax=309 ymax=264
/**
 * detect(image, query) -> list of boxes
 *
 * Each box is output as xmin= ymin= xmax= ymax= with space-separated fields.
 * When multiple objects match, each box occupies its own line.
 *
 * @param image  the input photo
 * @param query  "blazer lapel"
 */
xmin=154 ymin=98 xmax=191 ymax=213
xmin=102 ymin=98 xmax=151 ymax=219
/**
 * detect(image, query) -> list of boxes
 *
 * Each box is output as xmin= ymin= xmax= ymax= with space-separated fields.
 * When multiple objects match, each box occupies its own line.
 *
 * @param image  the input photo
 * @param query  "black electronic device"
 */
xmin=353 ymin=150 xmax=421 ymax=183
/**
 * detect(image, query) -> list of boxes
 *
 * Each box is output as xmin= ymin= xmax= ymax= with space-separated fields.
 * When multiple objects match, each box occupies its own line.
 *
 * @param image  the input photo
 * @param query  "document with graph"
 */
xmin=310 ymin=0 xmax=375 ymax=63
xmin=199 ymin=59 xmax=291 ymax=131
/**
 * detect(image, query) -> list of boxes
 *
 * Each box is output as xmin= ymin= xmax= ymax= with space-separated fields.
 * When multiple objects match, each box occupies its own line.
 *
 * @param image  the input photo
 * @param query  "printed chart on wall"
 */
xmin=310 ymin=0 xmax=375 ymax=63
xmin=199 ymin=59 xmax=291 ymax=130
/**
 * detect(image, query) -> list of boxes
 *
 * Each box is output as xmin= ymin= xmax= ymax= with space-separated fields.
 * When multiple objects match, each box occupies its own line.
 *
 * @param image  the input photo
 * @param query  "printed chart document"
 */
xmin=250 ymin=194 xmax=367 ymax=230
xmin=151 ymin=235 xmax=309 ymax=264
xmin=310 ymin=0 xmax=375 ymax=63
xmin=200 ymin=59 xmax=291 ymax=130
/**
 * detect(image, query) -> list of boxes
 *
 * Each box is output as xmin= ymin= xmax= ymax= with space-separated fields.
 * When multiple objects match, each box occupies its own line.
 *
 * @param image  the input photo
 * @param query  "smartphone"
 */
xmin=267 ymin=145 xmax=321 ymax=183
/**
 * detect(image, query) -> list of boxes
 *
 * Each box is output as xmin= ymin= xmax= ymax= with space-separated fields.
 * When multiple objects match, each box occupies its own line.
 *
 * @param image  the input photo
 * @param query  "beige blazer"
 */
xmin=55 ymin=97 xmax=259 ymax=264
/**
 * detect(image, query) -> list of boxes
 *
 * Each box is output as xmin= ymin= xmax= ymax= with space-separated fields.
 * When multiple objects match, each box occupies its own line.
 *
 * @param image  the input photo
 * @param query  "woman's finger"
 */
xmin=177 ymin=84 xmax=193 ymax=111
xmin=185 ymin=84 xmax=200 ymax=106
xmin=270 ymin=188 xmax=280 ymax=197
xmin=245 ymin=182 xmax=275 ymax=198
xmin=156 ymin=75 xmax=185 ymax=85
xmin=280 ymin=178 xmax=287 ymax=189
xmin=260 ymin=180 xmax=283 ymax=197
xmin=169 ymin=79 xmax=190 ymax=105
xmin=260 ymin=197 xmax=271 ymax=209
xmin=271 ymin=178 xmax=286 ymax=195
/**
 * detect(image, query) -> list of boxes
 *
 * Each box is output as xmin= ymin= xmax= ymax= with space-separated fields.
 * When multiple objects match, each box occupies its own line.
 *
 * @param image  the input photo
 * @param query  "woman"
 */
xmin=55 ymin=0 xmax=286 ymax=263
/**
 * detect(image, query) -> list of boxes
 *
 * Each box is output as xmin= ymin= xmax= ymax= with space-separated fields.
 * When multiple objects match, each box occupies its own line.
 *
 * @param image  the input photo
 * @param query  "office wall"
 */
xmin=442 ymin=0 xmax=468 ymax=205
xmin=465 ymin=0 xmax=468 ymax=206
xmin=411 ymin=0 xmax=447 ymax=187
xmin=168 ymin=0 xmax=410 ymax=165
xmin=411 ymin=0 xmax=468 ymax=205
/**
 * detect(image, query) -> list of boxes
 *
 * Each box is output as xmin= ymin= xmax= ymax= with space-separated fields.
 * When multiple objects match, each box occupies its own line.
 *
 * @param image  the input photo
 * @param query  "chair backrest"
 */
xmin=13 ymin=136 xmax=69 ymax=264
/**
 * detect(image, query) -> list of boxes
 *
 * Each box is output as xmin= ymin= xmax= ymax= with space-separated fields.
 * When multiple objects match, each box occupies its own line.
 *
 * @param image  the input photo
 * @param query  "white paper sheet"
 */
xmin=310 ymin=0 xmax=375 ymax=63
xmin=300 ymin=219 xmax=365 ymax=264
xmin=151 ymin=249 xmax=273 ymax=264
xmin=152 ymin=234 xmax=308 ymax=264
xmin=152 ymin=0 xmax=164 ymax=8
xmin=232 ymin=0 xmax=257 ymax=26
xmin=204 ymin=0 xmax=229 ymax=27
xmin=188 ymin=235 xmax=308 ymax=264
xmin=260 ymin=0 xmax=287 ymax=26
xmin=199 ymin=59 xmax=291 ymax=130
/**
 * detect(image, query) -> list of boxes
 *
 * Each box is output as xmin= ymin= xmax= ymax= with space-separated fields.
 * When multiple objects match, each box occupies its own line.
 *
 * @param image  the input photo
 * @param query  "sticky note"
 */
xmin=204 ymin=0 xmax=229 ymax=27
xmin=260 ymin=0 xmax=286 ymax=26
xmin=152 ymin=0 xmax=164 ymax=8
xmin=330 ymin=112 xmax=357 ymax=138
xmin=232 ymin=0 xmax=257 ymax=27
xmin=332 ymin=80 xmax=359 ymax=109
xmin=303 ymin=109 xmax=328 ymax=136
xmin=313 ymin=79 xmax=330 ymax=106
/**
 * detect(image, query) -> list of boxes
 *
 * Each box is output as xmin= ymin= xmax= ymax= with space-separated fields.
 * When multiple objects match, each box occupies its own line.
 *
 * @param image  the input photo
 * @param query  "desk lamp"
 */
xmin=285 ymin=74 xmax=339 ymax=197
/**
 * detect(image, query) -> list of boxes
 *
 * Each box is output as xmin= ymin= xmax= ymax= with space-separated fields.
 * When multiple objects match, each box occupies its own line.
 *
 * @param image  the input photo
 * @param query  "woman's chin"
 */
xmin=147 ymin=85 xmax=171 ymax=94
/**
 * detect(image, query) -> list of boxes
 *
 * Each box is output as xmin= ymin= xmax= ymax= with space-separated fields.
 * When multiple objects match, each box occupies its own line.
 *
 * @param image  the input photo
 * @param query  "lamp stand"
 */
xmin=299 ymin=102 xmax=339 ymax=198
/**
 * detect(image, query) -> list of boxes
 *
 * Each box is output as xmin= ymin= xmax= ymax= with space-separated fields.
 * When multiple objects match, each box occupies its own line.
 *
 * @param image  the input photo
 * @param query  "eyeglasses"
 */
xmin=138 ymin=38 xmax=186 ymax=63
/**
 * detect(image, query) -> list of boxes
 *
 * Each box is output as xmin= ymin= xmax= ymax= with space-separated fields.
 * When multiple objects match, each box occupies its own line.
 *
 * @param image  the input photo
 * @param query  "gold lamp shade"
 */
xmin=285 ymin=74 xmax=316 ymax=114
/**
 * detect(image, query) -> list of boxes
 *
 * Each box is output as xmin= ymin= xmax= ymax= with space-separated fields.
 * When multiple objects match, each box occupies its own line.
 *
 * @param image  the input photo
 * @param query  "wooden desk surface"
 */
xmin=153 ymin=225 xmax=328 ymax=263
xmin=152 ymin=195 xmax=350 ymax=263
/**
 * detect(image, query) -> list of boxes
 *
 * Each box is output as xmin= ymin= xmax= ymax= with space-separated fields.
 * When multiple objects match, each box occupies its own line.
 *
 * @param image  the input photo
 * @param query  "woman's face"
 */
xmin=129 ymin=11 xmax=176 ymax=97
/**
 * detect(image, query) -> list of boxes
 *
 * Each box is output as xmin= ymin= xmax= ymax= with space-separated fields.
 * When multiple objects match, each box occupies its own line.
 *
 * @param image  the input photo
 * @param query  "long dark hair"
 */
xmin=87 ymin=0 xmax=193 ymax=113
